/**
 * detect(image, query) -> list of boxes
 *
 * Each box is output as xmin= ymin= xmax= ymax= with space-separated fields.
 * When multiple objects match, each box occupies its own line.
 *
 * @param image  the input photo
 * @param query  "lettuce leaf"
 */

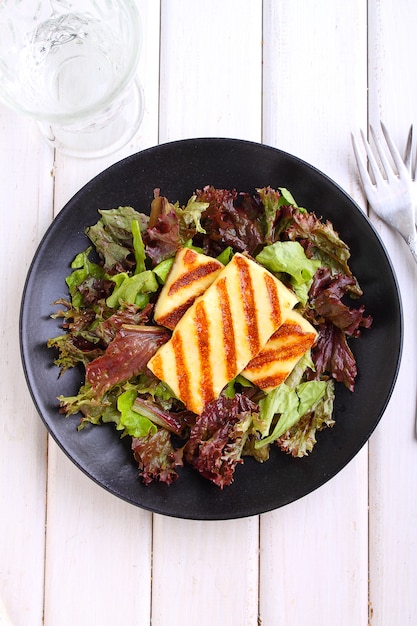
xmin=57 ymin=382 xmax=121 ymax=428
xmin=254 ymin=380 xmax=327 ymax=449
xmin=216 ymin=245 xmax=234 ymax=265
xmin=117 ymin=389 xmax=157 ymax=438
xmin=184 ymin=394 xmax=258 ymax=488
xmin=256 ymin=186 xmax=302 ymax=243
xmin=284 ymin=351 xmax=315 ymax=388
xmin=153 ymin=257 xmax=175 ymax=284
xmin=282 ymin=208 xmax=360 ymax=291
xmin=174 ymin=195 xmax=209 ymax=234
xmin=256 ymin=186 xmax=284 ymax=243
xmin=132 ymin=429 xmax=184 ymax=485
xmin=144 ymin=211 xmax=183 ymax=265
xmin=297 ymin=380 xmax=328 ymax=416
xmin=254 ymin=384 xmax=299 ymax=440
xmin=85 ymin=325 xmax=170 ymax=397
xmin=256 ymin=240 xmax=321 ymax=304
xmin=276 ymin=380 xmax=335 ymax=457
xmin=307 ymin=268 xmax=373 ymax=391
xmin=65 ymin=247 xmax=106 ymax=308
xmin=132 ymin=218 xmax=146 ymax=274
xmin=308 ymin=267 xmax=372 ymax=337
xmin=85 ymin=206 xmax=147 ymax=273
xmin=47 ymin=332 xmax=102 ymax=371
xmin=106 ymin=270 xmax=158 ymax=309
xmin=195 ymin=185 xmax=264 ymax=256
xmin=132 ymin=395 xmax=191 ymax=435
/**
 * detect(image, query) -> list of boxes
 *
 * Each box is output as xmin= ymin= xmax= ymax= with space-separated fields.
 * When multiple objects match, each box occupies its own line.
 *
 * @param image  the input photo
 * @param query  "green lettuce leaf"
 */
xmin=132 ymin=218 xmax=146 ymax=274
xmin=183 ymin=239 xmax=205 ymax=254
xmin=254 ymin=384 xmax=299 ymax=439
xmin=254 ymin=380 xmax=327 ymax=449
xmin=223 ymin=374 xmax=253 ymax=399
xmin=256 ymin=240 xmax=321 ymax=304
xmin=134 ymin=373 xmax=178 ymax=409
xmin=174 ymin=195 xmax=209 ymax=234
xmin=57 ymin=382 xmax=121 ymax=428
xmin=117 ymin=389 xmax=157 ymax=438
xmin=216 ymin=245 xmax=234 ymax=265
xmin=106 ymin=270 xmax=159 ymax=309
xmin=276 ymin=380 xmax=335 ymax=457
xmin=153 ymin=257 xmax=175 ymax=284
xmin=278 ymin=187 xmax=299 ymax=207
xmin=85 ymin=206 xmax=147 ymax=272
xmin=65 ymin=247 xmax=106 ymax=308
xmin=285 ymin=351 xmax=315 ymax=389
xmin=296 ymin=380 xmax=328 ymax=417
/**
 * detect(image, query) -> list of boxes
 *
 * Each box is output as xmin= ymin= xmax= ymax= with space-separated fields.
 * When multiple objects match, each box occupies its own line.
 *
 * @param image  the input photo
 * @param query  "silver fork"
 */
xmin=351 ymin=121 xmax=417 ymax=264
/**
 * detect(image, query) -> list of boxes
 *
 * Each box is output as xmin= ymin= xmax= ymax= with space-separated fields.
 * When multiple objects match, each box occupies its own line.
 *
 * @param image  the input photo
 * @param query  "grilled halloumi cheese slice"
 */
xmin=147 ymin=253 xmax=299 ymax=415
xmin=242 ymin=308 xmax=318 ymax=392
xmin=153 ymin=247 xmax=224 ymax=330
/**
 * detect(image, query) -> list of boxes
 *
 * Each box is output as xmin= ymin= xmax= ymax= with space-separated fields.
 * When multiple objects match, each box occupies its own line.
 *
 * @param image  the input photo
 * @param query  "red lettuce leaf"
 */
xmin=195 ymin=185 xmax=264 ymax=256
xmin=49 ymin=302 xmax=155 ymax=371
xmin=94 ymin=302 xmax=153 ymax=346
xmin=76 ymin=276 xmax=115 ymax=305
xmin=309 ymin=322 xmax=358 ymax=392
xmin=277 ymin=206 xmax=360 ymax=291
xmin=308 ymin=267 xmax=372 ymax=337
xmin=86 ymin=325 xmax=170 ymax=396
xmin=132 ymin=429 xmax=184 ymax=485
xmin=306 ymin=268 xmax=372 ymax=392
xmin=133 ymin=395 xmax=193 ymax=436
xmin=143 ymin=211 xmax=182 ymax=265
xmin=184 ymin=394 xmax=258 ymax=488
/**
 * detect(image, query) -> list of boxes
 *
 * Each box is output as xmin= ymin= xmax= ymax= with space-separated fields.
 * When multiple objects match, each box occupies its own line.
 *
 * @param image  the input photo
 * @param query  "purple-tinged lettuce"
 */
xmin=132 ymin=429 xmax=184 ymax=485
xmin=184 ymin=394 xmax=258 ymax=488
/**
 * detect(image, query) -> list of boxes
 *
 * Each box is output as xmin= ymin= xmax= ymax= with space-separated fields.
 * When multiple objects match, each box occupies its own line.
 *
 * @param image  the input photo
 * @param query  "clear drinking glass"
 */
xmin=0 ymin=0 xmax=144 ymax=157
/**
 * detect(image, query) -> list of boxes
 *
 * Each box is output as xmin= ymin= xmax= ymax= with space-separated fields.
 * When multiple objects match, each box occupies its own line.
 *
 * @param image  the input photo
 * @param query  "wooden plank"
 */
xmin=159 ymin=0 xmax=262 ymax=143
xmin=367 ymin=1 xmax=417 ymax=624
xmin=42 ymin=3 xmax=161 ymax=625
xmin=0 ymin=111 xmax=53 ymax=625
xmin=260 ymin=2 xmax=369 ymax=624
xmin=260 ymin=458 xmax=368 ymax=625
xmin=152 ymin=516 xmax=260 ymax=625
xmin=151 ymin=2 xmax=263 ymax=625
xmin=263 ymin=0 xmax=368 ymax=197
xmin=44 ymin=441 xmax=153 ymax=626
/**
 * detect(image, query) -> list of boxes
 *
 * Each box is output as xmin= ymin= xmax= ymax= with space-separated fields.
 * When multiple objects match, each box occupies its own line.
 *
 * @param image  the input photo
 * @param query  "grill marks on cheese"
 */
xmin=194 ymin=300 xmax=215 ymax=406
xmin=265 ymin=273 xmax=283 ymax=328
xmin=242 ymin=309 xmax=318 ymax=392
xmin=153 ymin=248 xmax=223 ymax=330
xmin=148 ymin=252 xmax=299 ymax=415
xmin=237 ymin=255 xmax=259 ymax=354
xmin=217 ymin=277 xmax=236 ymax=380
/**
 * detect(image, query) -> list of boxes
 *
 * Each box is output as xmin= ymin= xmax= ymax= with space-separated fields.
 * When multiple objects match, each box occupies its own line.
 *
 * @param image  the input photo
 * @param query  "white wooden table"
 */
xmin=1 ymin=2 xmax=417 ymax=625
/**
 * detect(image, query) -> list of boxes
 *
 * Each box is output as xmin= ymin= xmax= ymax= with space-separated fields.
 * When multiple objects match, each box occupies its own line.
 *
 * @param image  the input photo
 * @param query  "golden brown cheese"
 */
xmin=153 ymin=247 xmax=223 ymax=330
xmin=147 ymin=253 xmax=299 ymax=414
xmin=241 ymin=308 xmax=317 ymax=392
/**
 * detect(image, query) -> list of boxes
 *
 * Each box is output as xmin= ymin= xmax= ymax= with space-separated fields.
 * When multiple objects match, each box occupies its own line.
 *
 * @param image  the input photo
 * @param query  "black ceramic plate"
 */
xmin=20 ymin=138 xmax=402 ymax=520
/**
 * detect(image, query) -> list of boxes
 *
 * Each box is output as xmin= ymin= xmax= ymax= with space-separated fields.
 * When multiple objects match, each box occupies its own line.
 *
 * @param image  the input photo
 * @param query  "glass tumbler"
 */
xmin=0 ymin=0 xmax=144 ymax=157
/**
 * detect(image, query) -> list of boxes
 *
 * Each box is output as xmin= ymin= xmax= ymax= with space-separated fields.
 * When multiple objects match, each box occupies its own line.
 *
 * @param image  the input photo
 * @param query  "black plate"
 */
xmin=20 ymin=138 xmax=402 ymax=520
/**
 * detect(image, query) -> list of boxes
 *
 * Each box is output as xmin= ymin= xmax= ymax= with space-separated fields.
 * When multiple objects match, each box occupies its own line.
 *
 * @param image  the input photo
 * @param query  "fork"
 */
xmin=351 ymin=121 xmax=417 ymax=264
